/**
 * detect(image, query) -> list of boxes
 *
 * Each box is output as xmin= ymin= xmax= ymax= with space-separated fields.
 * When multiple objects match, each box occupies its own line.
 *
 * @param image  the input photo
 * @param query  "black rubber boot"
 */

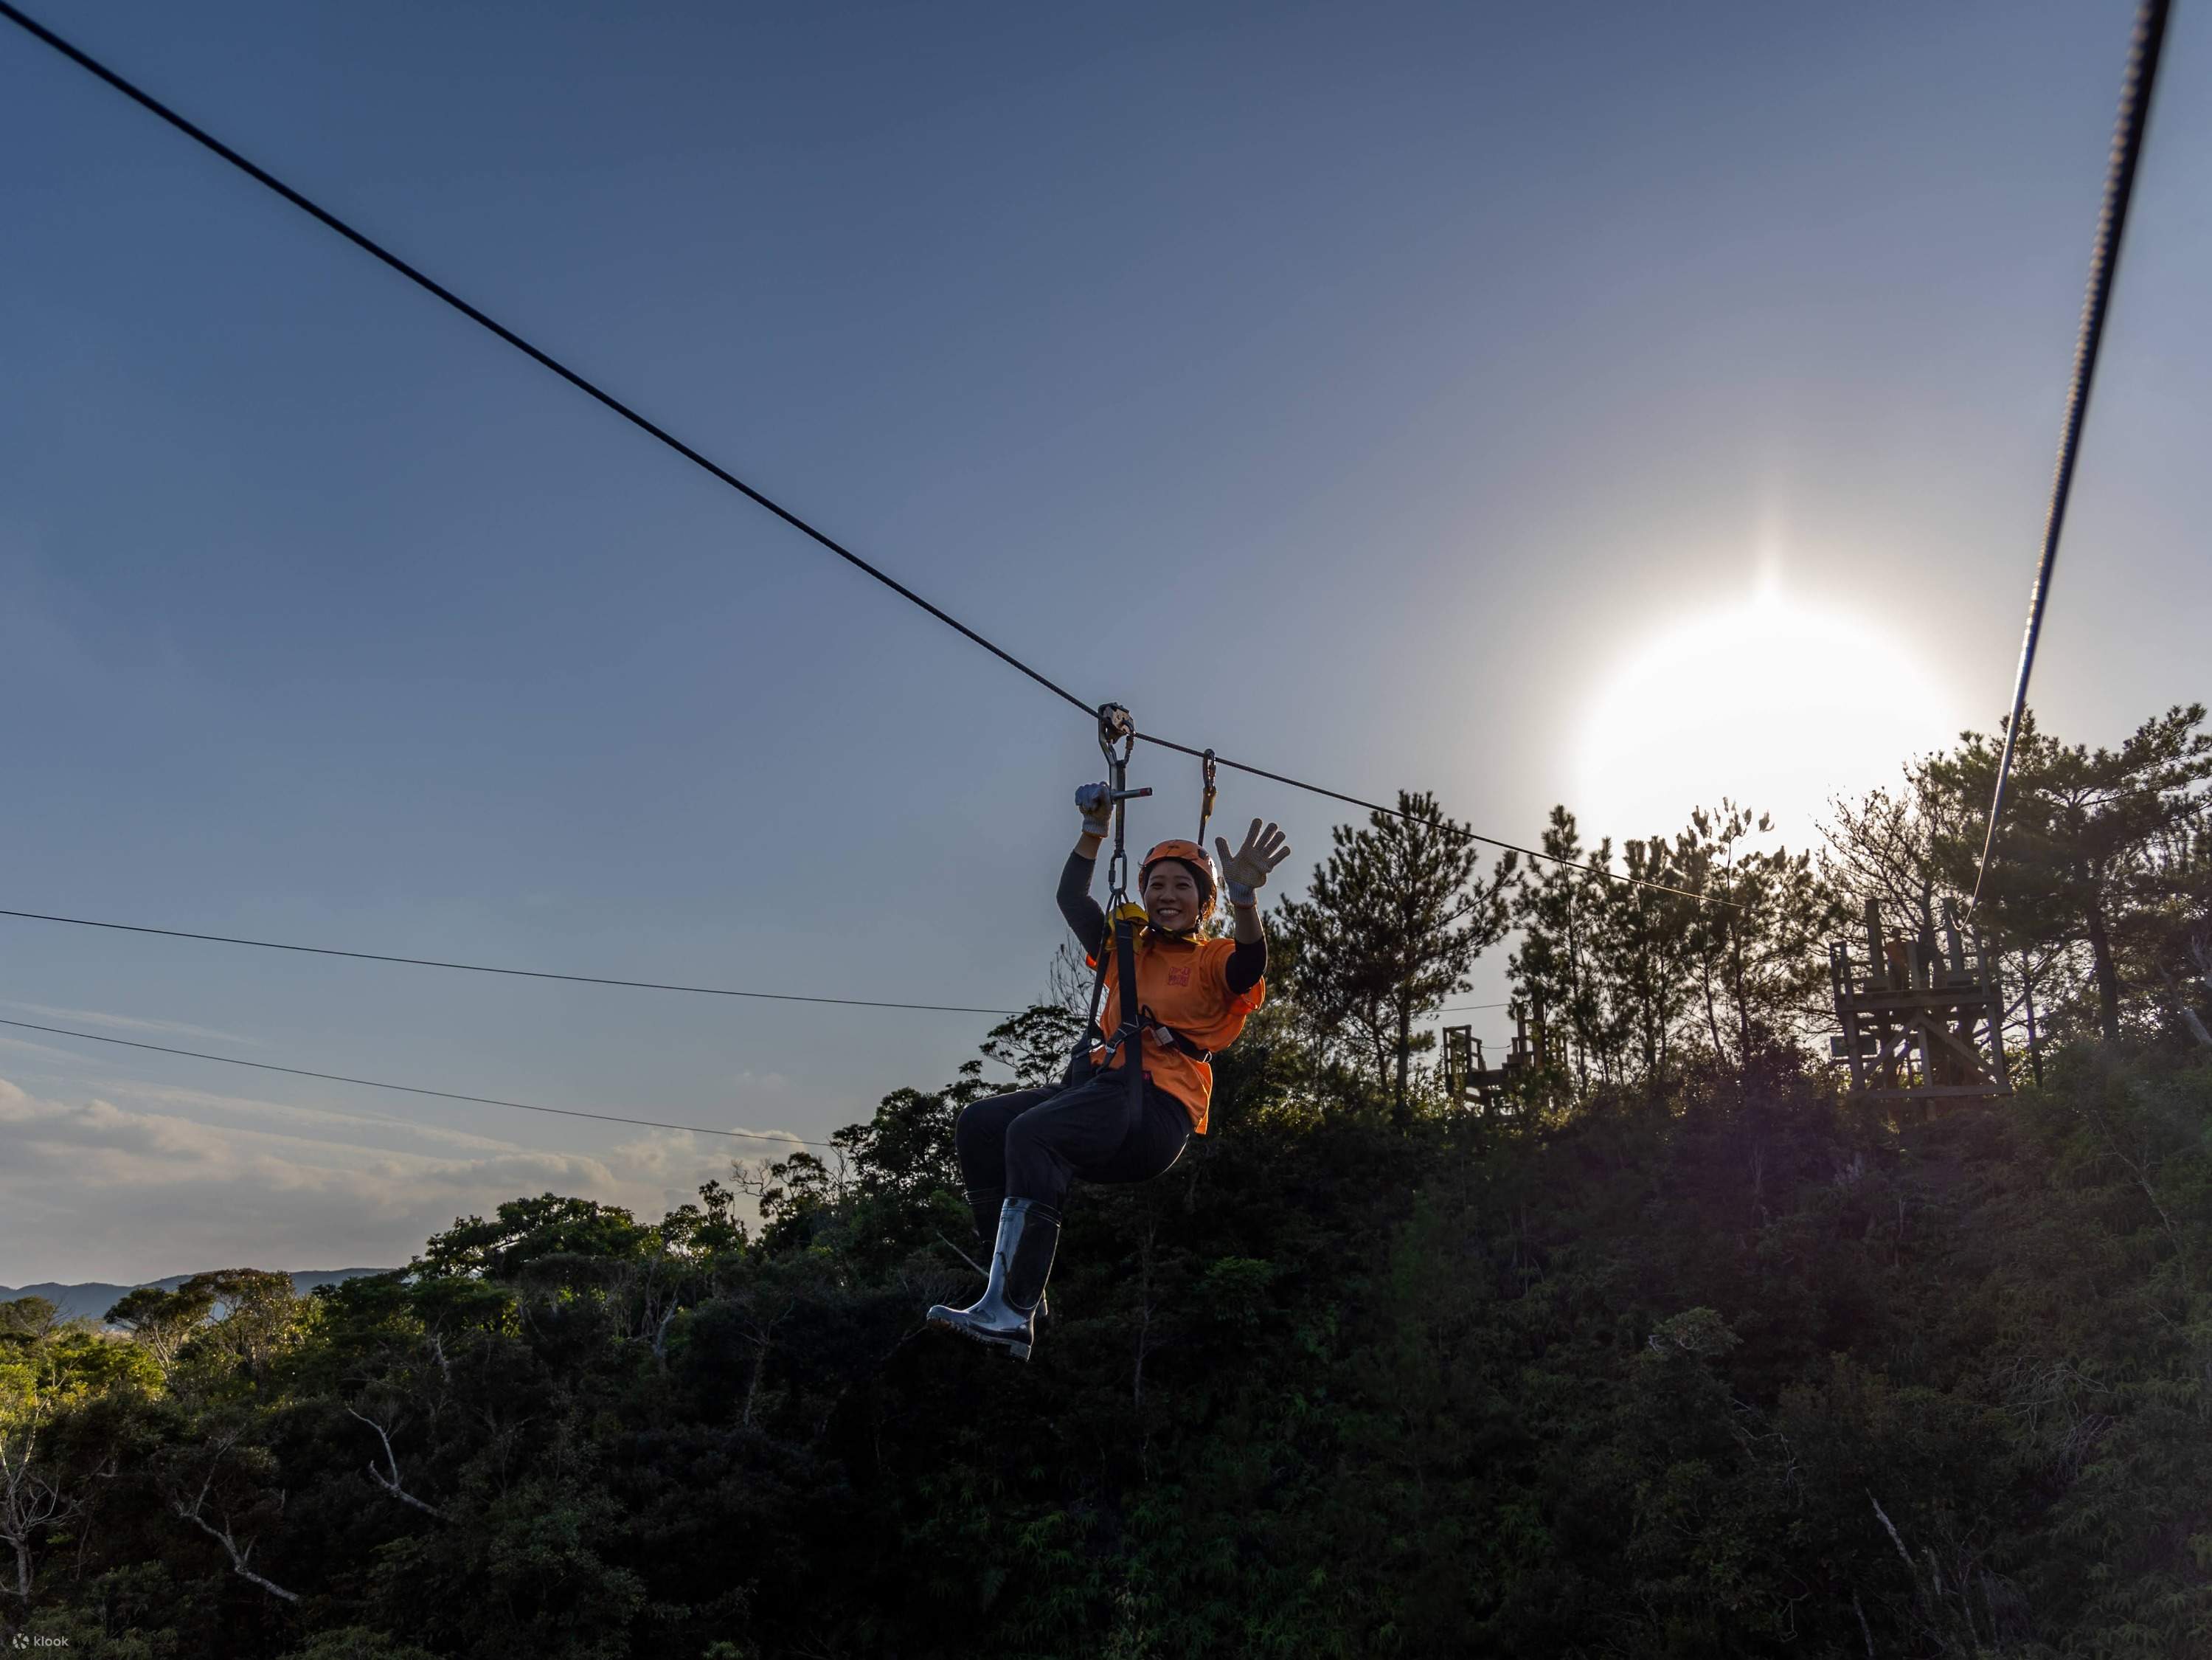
xmin=926 ymin=1197 xmax=1061 ymax=1361
xmin=963 ymin=1184 xmax=1047 ymax=1324
xmin=963 ymin=1186 xmax=1003 ymax=1250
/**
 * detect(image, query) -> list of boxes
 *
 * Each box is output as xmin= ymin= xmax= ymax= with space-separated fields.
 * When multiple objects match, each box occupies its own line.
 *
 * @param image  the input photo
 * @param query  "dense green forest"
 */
xmin=4 ymin=708 xmax=2210 ymax=1659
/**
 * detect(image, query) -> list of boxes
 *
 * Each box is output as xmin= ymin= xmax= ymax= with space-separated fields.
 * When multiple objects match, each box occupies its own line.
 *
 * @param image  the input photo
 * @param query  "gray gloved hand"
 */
xmin=1215 ymin=819 xmax=1291 ymax=906
xmin=1076 ymin=781 xmax=1114 ymax=837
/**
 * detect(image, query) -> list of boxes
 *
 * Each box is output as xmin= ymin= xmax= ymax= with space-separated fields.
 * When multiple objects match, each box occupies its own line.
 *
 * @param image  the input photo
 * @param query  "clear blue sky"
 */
xmin=2 ymin=0 xmax=2204 ymax=1282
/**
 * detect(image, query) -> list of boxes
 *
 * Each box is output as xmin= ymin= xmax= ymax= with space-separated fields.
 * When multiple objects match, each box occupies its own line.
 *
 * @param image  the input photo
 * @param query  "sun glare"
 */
xmin=1573 ymin=587 xmax=1963 ymax=849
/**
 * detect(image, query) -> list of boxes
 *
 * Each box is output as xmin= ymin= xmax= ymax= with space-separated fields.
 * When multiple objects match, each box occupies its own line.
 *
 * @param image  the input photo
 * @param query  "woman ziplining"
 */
xmin=927 ymin=711 xmax=1289 ymax=1360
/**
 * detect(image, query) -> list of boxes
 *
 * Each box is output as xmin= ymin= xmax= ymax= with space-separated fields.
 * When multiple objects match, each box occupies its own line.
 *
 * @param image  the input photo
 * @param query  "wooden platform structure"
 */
xmin=1443 ymin=998 xmax=1556 ymax=1113
xmin=1441 ymin=1024 xmax=1502 ymax=1111
xmin=1828 ymin=899 xmax=2010 ymax=1102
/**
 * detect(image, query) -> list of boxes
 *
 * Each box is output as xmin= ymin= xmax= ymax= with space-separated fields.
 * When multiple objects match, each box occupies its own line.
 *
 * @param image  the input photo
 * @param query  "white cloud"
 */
xmin=83 ymin=1077 xmax=527 ymax=1154
xmin=609 ymin=1124 xmax=809 ymax=1180
xmin=1 ymin=1002 xmax=262 ymax=1047
xmin=0 ymin=1033 xmax=86 ymax=1064
xmin=0 ymin=1072 xmax=753 ymax=1286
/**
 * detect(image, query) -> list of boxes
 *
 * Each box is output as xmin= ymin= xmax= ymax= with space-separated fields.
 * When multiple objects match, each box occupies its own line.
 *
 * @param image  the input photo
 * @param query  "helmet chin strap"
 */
xmin=1137 ymin=903 xmax=1204 ymax=942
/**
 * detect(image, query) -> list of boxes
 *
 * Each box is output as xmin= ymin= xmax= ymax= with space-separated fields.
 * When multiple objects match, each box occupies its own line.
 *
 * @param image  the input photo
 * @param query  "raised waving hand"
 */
xmin=1215 ymin=820 xmax=1291 ymax=906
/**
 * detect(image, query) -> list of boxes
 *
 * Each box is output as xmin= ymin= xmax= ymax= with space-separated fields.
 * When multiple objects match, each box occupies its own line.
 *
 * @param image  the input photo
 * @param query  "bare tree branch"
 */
xmin=170 ymin=1444 xmax=299 ymax=1605
xmin=344 ymin=1407 xmax=448 ymax=1521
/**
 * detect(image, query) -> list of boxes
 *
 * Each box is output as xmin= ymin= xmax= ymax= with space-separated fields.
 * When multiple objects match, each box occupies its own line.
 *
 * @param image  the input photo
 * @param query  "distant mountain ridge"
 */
xmin=0 ymin=1269 xmax=394 ymax=1326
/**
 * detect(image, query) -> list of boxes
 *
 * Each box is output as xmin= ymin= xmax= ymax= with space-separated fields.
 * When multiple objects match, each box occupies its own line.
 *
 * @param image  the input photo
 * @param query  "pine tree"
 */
xmin=1509 ymin=807 xmax=1614 ymax=1090
xmin=1672 ymin=801 xmax=1837 ymax=1070
xmin=1272 ymin=789 xmax=1514 ymax=1122
xmin=1929 ymin=705 xmax=2212 ymax=1042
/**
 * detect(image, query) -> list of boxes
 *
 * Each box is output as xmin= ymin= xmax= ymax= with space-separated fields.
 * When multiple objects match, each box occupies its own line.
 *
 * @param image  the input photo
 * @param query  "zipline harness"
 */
xmin=1069 ymin=714 xmax=1243 ymax=1111
xmin=1069 ymin=705 xmax=1151 ymax=1130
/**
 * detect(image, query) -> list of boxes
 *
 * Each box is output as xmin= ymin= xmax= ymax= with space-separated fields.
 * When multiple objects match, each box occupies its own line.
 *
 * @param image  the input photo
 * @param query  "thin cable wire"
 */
xmin=3 ymin=897 xmax=1513 ymax=1014
xmin=0 ymin=0 xmax=1738 ymax=916
xmin=0 ymin=0 xmax=1096 ymax=722
xmin=0 ymin=1015 xmax=839 ymax=1149
xmin=1140 ymin=731 xmax=1743 ymax=909
xmin=1972 ymin=0 xmax=2169 ymax=912
xmin=0 ymin=905 xmax=1020 ymax=1015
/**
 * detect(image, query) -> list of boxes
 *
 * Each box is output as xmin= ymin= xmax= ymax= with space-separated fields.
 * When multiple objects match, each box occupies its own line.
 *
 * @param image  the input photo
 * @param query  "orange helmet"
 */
xmin=1139 ymin=839 xmax=1217 ymax=912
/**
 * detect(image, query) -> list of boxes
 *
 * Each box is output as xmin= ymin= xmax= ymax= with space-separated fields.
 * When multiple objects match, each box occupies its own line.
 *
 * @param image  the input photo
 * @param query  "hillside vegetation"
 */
xmin=3 ymin=707 xmax=2208 ymax=1659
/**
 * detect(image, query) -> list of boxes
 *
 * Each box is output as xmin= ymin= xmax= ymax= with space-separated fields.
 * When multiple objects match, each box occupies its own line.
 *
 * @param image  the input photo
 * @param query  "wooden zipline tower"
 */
xmin=1443 ymin=997 xmax=1556 ymax=1113
xmin=1442 ymin=1026 xmax=1502 ymax=1112
xmin=1828 ymin=899 xmax=2011 ymax=1103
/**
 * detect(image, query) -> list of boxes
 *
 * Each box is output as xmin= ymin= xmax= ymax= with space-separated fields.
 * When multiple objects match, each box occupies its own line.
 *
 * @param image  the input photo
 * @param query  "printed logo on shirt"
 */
xmin=1167 ymin=964 xmax=1193 ymax=986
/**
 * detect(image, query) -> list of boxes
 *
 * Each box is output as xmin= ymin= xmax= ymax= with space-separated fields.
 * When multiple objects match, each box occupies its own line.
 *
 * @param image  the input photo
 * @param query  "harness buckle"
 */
xmin=1137 ymin=1003 xmax=1215 ymax=1065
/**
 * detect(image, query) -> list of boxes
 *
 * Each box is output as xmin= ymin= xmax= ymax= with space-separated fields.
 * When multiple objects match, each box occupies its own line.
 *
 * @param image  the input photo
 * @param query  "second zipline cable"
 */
xmin=0 ymin=905 xmax=1021 ymax=1015
xmin=0 ymin=1015 xmax=841 ymax=1149
xmin=1971 ymin=0 xmax=2170 ymax=910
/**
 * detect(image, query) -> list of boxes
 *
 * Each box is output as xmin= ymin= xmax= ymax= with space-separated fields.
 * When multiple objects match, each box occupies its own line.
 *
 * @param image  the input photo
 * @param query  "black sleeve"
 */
xmin=1225 ymin=933 xmax=1267 ymax=996
xmin=1058 ymin=849 xmax=1106 ymax=958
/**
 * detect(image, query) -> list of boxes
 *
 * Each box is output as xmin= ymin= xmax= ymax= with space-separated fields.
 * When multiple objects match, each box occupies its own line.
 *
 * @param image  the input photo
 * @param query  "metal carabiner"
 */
xmin=1095 ymin=701 xmax=1141 ymax=900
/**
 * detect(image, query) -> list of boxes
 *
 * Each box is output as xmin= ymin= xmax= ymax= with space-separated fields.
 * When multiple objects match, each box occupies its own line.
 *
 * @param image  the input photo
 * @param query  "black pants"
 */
xmin=955 ymin=1070 xmax=1193 ymax=1214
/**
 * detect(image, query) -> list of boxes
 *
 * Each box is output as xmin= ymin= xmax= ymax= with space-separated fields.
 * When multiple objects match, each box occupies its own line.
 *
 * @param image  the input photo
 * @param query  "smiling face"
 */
xmin=1141 ymin=858 xmax=1207 ymax=933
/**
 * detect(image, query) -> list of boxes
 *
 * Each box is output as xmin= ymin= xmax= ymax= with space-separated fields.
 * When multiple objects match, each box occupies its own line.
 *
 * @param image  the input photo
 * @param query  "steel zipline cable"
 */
xmin=0 ymin=905 xmax=1020 ymax=1016
xmin=0 ymin=1 xmax=1741 ymax=916
xmin=0 ymin=1016 xmax=840 ymax=1149
xmin=0 ymin=0 xmax=1096 ymax=725
xmin=1132 ymin=730 xmax=1739 ymax=908
xmin=1970 ymin=0 xmax=2170 ymax=913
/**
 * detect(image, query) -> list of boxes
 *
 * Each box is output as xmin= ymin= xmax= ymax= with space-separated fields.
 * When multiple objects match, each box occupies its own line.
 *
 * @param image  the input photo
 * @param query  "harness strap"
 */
xmin=1112 ymin=910 xmax=1141 ymax=1096
xmin=1086 ymin=1017 xmax=1211 ymax=1067
xmin=1068 ymin=700 xmax=1145 ymax=1090
xmin=1139 ymin=1003 xmax=1216 ymax=1065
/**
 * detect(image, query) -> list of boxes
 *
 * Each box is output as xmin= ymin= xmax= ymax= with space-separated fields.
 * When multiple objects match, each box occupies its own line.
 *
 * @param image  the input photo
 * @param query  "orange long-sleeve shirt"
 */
xmin=1060 ymin=851 xmax=1265 ymax=1135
